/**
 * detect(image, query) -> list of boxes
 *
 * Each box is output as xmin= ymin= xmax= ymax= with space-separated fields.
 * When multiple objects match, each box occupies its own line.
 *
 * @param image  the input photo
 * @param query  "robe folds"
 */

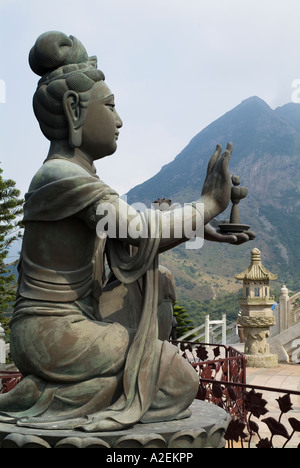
xmin=0 ymin=158 xmax=198 ymax=431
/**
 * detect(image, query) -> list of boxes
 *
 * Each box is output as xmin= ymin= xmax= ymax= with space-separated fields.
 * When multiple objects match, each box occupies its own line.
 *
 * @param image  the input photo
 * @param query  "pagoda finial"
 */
xmin=251 ymin=248 xmax=261 ymax=263
xmin=235 ymin=247 xmax=277 ymax=281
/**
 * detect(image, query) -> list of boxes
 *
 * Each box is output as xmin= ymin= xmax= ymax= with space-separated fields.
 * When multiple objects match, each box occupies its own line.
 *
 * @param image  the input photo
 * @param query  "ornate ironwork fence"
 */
xmin=174 ymin=341 xmax=247 ymax=421
xmin=175 ymin=341 xmax=300 ymax=448
xmin=222 ymin=381 xmax=300 ymax=448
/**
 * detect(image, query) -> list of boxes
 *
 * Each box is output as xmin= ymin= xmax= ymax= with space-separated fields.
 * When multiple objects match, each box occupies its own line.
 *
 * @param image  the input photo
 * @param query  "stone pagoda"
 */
xmin=235 ymin=248 xmax=278 ymax=367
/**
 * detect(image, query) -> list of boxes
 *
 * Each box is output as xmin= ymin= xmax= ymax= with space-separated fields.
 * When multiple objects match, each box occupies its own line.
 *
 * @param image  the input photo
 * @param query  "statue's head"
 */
xmin=29 ymin=31 xmax=122 ymax=160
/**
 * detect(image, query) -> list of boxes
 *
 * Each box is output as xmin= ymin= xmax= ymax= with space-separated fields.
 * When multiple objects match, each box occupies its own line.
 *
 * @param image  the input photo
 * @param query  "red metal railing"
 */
xmin=173 ymin=341 xmax=247 ymax=422
xmin=0 ymin=371 xmax=23 ymax=394
xmin=223 ymin=381 xmax=300 ymax=448
xmin=173 ymin=341 xmax=300 ymax=448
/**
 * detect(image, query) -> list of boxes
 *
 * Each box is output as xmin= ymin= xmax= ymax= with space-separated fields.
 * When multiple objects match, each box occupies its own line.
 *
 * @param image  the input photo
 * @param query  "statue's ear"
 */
xmin=63 ymin=91 xmax=86 ymax=147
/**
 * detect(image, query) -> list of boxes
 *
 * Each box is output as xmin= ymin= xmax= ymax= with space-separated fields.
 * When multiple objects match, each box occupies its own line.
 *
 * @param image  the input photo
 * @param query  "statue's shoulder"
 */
xmin=28 ymin=158 xmax=93 ymax=191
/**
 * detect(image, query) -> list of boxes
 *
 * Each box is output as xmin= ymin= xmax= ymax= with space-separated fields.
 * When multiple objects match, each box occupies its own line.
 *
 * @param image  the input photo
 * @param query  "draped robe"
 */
xmin=0 ymin=157 xmax=198 ymax=431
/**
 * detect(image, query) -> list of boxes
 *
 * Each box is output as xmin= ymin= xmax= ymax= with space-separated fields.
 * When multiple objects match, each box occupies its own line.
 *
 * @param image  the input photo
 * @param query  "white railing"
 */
xmin=279 ymin=286 xmax=300 ymax=332
xmin=0 ymin=323 xmax=6 ymax=370
xmin=179 ymin=314 xmax=233 ymax=345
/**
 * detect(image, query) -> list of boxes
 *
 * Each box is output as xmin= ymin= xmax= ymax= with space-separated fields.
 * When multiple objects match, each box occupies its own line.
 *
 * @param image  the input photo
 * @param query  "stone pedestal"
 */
xmin=0 ymin=400 xmax=231 ymax=449
xmin=245 ymin=353 xmax=278 ymax=368
xmin=241 ymin=316 xmax=278 ymax=368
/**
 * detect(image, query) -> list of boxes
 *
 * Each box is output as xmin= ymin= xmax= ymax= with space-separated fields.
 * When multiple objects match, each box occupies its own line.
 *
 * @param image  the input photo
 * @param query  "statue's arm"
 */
xmin=81 ymin=144 xmax=245 ymax=250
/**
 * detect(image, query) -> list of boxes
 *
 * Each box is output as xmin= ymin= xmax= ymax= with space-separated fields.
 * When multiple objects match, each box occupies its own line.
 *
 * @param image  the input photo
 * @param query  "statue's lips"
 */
xmin=115 ymin=132 xmax=119 ymax=140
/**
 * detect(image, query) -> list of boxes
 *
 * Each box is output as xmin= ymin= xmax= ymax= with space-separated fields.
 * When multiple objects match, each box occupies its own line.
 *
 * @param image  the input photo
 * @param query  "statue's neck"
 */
xmin=45 ymin=141 xmax=97 ymax=175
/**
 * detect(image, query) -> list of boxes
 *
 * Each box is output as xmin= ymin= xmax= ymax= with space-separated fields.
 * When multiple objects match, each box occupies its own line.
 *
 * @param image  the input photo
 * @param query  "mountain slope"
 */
xmin=127 ymin=97 xmax=300 ymax=304
xmin=127 ymin=97 xmax=300 ymax=206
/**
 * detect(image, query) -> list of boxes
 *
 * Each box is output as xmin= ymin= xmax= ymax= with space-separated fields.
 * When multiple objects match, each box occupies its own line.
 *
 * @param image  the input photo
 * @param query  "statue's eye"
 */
xmin=106 ymin=103 xmax=115 ymax=112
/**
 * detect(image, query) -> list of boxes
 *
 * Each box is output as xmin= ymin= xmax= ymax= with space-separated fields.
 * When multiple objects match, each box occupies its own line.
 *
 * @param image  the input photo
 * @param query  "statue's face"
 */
xmin=80 ymin=81 xmax=123 ymax=160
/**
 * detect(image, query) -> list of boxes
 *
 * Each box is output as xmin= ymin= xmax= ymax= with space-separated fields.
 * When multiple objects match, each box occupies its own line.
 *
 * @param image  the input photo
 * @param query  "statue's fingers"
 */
xmin=234 ymin=232 xmax=251 ymax=244
xmin=218 ymin=148 xmax=231 ymax=175
xmin=213 ymin=230 xmax=238 ymax=243
xmin=226 ymin=142 xmax=233 ymax=155
xmin=221 ymin=233 xmax=238 ymax=244
xmin=207 ymin=144 xmax=222 ymax=175
xmin=246 ymin=230 xmax=256 ymax=240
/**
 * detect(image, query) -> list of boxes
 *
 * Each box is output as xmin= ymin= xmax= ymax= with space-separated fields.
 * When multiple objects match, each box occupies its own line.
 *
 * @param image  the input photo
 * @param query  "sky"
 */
xmin=1 ymin=0 xmax=300 ymax=197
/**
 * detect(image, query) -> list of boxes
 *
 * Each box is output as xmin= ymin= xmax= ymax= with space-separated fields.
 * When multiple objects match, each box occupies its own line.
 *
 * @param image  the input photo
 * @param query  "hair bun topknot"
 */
xmin=29 ymin=31 xmax=89 ymax=77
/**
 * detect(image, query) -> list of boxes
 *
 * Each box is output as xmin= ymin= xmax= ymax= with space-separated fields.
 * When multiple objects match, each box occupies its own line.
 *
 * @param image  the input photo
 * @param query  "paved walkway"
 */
xmin=244 ymin=363 xmax=300 ymax=448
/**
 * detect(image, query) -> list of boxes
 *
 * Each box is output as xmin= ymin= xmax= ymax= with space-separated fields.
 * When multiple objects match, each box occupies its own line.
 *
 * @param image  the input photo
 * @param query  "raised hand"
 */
xmin=201 ymin=143 xmax=233 ymax=221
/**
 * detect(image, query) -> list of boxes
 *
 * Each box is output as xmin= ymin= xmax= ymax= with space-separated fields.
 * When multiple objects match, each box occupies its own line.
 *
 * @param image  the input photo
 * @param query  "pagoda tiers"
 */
xmin=235 ymin=247 xmax=277 ymax=302
xmin=235 ymin=248 xmax=278 ymax=368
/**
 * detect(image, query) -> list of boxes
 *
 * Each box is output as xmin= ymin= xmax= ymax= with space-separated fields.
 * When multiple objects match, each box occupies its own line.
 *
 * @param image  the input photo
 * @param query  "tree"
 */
xmin=0 ymin=167 xmax=23 ymax=330
xmin=173 ymin=302 xmax=194 ymax=339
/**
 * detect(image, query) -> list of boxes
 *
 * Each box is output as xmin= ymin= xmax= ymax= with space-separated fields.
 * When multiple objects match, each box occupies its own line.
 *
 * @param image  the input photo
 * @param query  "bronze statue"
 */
xmin=0 ymin=32 xmax=254 ymax=432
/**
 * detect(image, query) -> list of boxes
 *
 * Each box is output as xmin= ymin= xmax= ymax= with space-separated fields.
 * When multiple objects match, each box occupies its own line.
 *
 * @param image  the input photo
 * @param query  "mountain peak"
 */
xmin=241 ymin=96 xmax=269 ymax=106
xmin=202 ymin=96 xmax=273 ymax=136
xmin=238 ymin=96 xmax=272 ymax=113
